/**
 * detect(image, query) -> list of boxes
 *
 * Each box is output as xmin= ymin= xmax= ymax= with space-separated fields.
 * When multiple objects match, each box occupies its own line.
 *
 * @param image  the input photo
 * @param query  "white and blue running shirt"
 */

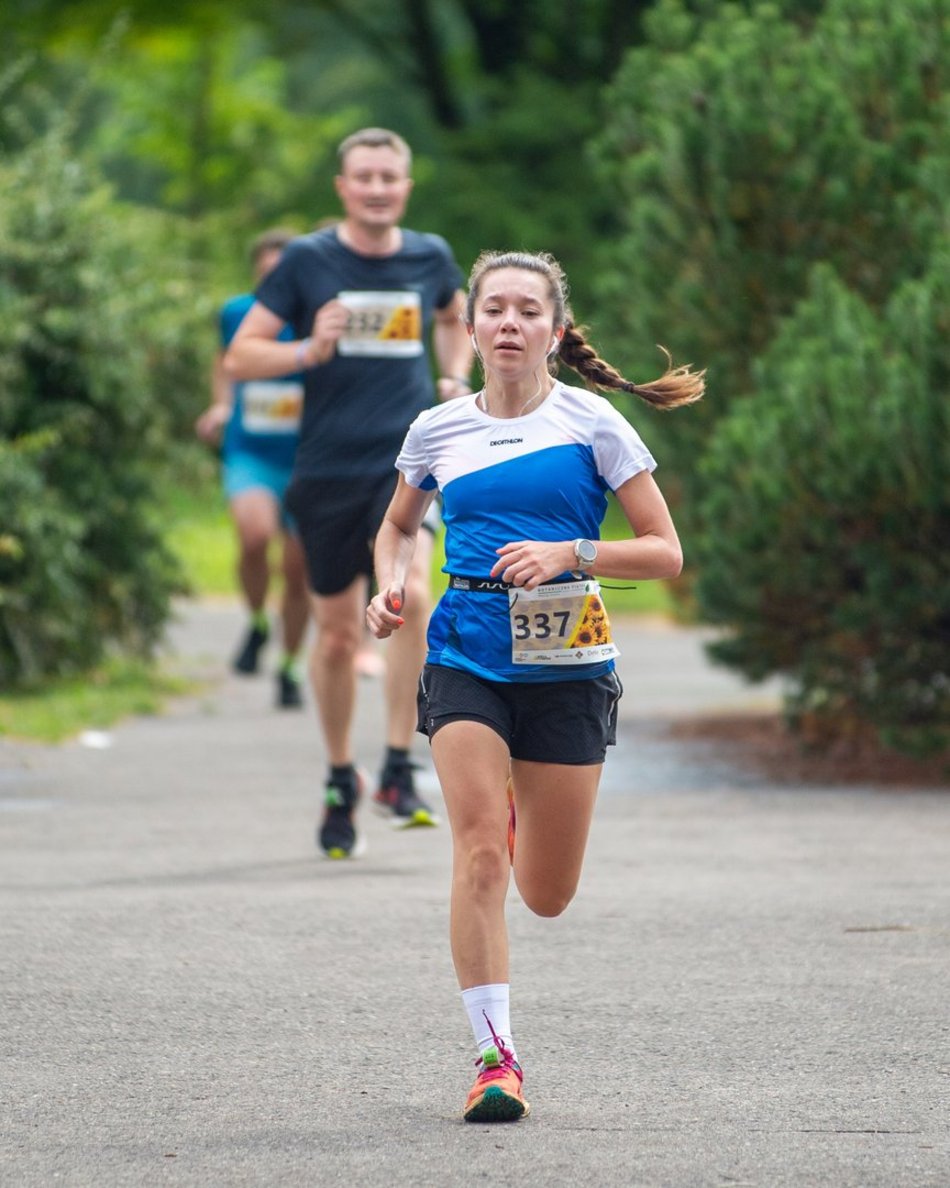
xmin=397 ymin=381 xmax=657 ymax=683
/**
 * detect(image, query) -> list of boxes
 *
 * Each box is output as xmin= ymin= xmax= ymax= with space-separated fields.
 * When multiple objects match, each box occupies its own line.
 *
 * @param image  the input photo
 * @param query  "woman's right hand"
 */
xmin=366 ymin=586 xmax=406 ymax=639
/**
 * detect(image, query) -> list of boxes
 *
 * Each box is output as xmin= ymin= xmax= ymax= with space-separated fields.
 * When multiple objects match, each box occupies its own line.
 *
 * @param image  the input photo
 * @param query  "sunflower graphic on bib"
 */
xmin=508 ymin=580 xmax=619 ymax=665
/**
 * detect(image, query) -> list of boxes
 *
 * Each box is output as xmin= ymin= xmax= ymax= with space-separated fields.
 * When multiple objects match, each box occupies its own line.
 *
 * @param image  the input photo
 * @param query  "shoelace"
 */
xmin=474 ymin=1012 xmax=521 ymax=1082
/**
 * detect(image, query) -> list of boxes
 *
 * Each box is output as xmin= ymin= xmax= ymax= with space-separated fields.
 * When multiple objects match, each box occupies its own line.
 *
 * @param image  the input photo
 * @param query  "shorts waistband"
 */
xmin=447 ymin=573 xmax=514 ymax=594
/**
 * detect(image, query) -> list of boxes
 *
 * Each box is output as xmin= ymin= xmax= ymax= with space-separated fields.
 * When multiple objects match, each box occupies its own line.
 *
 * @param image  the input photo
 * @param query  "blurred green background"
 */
xmin=2 ymin=0 xmax=948 ymax=755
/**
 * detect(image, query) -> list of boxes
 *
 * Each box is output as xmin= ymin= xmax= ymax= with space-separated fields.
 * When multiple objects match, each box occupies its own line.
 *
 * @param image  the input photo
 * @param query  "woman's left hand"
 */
xmin=490 ymin=540 xmax=574 ymax=589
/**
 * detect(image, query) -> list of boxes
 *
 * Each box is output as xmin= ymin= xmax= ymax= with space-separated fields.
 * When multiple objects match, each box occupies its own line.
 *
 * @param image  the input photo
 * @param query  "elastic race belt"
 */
xmin=447 ymin=573 xmax=513 ymax=594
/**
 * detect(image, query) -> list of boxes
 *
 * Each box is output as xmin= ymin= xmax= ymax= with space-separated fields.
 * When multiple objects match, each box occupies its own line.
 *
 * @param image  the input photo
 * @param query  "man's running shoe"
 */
xmin=506 ymin=777 xmax=516 ymax=865
xmin=233 ymin=624 xmax=269 ymax=674
xmin=373 ymin=763 xmax=440 ymax=829
xmin=276 ymin=669 xmax=304 ymax=709
xmin=318 ymin=770 xmax=365 ymax=859
xmin=463 ymin=1027 xmax=529 ymax=1123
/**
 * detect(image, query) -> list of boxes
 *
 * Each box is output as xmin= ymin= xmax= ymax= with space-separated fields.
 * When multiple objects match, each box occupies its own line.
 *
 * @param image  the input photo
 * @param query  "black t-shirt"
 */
xmin=255 ymin=226 xmax=463 ymax=480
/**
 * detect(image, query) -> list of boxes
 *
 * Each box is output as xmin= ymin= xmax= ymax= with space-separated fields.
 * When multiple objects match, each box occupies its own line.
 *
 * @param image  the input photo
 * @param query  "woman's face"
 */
xmin=470 ymin=268 xmax=559 ymax=379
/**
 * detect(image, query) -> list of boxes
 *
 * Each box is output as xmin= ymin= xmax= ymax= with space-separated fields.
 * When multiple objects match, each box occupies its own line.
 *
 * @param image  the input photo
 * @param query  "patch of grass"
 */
xmin=599 ymin=494 xmax=678 ymax=618
xmin=160 ymin=449 xmax=236 ymax=597
xmin=0 ymin=657 xmax=194 ymax=744
xmin=171 ymin=505 xmax=236 ymax=597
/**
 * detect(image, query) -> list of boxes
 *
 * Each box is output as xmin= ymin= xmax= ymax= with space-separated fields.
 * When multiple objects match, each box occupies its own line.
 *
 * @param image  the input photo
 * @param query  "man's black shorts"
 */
xmin=416 ymin=663 xmax=623 ymax=765
xmin=285 ymin=473 xmax=397 ymax=596
xmin=285 ymin=474 xmax=441 ymax=596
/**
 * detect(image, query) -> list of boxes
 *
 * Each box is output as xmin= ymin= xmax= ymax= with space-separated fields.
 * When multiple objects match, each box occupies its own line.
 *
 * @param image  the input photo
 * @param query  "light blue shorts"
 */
xmin=223 ymin=453 xmax=296 ymax=530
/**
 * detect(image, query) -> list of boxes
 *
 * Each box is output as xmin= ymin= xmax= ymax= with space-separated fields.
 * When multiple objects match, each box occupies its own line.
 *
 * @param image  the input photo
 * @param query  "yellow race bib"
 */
xmin=337 ymin=290 xmax=423 ymax=358
xmin=508 ymin=580 xmax=619 ymax=666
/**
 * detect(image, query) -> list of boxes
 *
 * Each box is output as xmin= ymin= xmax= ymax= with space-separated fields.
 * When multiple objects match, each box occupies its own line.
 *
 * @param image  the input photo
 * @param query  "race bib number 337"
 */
xmin=508 ymin=580 xmax=620 ymax=666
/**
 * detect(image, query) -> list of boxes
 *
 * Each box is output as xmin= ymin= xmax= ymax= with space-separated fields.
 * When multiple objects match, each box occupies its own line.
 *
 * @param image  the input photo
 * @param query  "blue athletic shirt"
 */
xmin=220 ymin=293 xmax=301 ymax=468
xmin=254 ymin=227 xmax=463 ymax=481
xmin=396 ymin=381 xmax=657 ymax=683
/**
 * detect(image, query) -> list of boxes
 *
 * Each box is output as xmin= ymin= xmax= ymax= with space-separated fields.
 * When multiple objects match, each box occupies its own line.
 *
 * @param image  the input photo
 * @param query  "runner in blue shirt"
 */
xmin=196 ymin=229 xmax=309 ymax=708
xmin=367 ymin=249 xmax=705 ymax=1122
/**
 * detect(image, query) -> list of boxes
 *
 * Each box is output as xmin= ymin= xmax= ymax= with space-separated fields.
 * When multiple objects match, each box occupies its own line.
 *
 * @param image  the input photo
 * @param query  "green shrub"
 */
xmin=693 ymin=264 xmax=950 ymax=756
xmin=0 ymin=109 xmax=206 ymax=685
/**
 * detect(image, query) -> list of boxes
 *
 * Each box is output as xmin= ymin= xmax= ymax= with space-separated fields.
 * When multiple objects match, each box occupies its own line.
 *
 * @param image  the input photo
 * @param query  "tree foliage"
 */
xmin=1 ymin=0 xmax=666 ymax=297
xmin=0 ymin=99 xmax=206 ymax=684
xmin=592 ymin=0 xmax=950 ymax=465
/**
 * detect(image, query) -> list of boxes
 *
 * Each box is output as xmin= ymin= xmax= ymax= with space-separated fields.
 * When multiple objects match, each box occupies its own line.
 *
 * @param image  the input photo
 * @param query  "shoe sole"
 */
xmin=391 ymin=810 xmax=440 ymax=829
xmin=463 ymin=1086 xmax=530 ymax=1123
xmin=318 ymin=832 xmax=367 ymax=860
xmin=371 ymin=801 xmax=440 ymax=829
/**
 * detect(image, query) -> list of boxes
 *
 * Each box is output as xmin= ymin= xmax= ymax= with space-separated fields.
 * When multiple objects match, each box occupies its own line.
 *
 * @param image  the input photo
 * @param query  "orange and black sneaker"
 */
xmin=463 ymin=1020 xmax=529 ymax=1123
xmin=373 ymin=762 xmax=440 ymax=829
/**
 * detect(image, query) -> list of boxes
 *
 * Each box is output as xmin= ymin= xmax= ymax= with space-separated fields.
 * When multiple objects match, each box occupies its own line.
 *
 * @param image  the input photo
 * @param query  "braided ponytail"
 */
xmin=559 ymin=328 xmax=704 ymax=409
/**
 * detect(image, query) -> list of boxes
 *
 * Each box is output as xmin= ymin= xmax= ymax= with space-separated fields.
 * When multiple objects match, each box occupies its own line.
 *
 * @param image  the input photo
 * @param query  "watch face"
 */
xmin=576 ymin=539 xmax=597 ymax=565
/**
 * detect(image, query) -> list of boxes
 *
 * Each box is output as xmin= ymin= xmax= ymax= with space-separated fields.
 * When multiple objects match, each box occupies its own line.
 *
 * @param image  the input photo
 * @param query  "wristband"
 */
xmin=295 ymin=338 xmax=314 ymax=368
xmin=443 ymin=375 xmax=472 ymax=389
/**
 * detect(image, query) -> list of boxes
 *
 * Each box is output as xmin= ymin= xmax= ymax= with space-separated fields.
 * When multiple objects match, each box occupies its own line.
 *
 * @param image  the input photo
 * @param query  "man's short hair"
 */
xmin=337 ymin=127 xmax=412 ymax=172
xmin=249 ymin=227 xmax=296 ymax=267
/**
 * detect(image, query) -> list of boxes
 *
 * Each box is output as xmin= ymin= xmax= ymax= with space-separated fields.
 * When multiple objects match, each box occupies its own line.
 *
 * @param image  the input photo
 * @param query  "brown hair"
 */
xmin=337 ymin=127 xmax=412 ymax=172
xmin=465 ymin=250 xmax=705 ymax=410
xmin=249 ymin=227 xmax=296 ymax=268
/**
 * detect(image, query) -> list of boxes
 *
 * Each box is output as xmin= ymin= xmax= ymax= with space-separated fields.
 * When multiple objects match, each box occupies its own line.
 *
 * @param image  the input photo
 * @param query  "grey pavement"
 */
xmin=1 ymin=599 xmax=948 ymax=1187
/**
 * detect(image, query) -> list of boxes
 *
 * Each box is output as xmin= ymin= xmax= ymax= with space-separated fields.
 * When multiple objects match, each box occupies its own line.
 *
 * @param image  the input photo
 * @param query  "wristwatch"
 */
xmin=573 ymin=538 xmax=598 ymax=572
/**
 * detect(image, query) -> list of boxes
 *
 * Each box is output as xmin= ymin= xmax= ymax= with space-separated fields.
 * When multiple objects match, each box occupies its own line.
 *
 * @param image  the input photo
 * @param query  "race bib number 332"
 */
xmin=508 ymin=580 xmax=620 ymax=666
xmin=337 ymin=290 xmax=423 ymax=358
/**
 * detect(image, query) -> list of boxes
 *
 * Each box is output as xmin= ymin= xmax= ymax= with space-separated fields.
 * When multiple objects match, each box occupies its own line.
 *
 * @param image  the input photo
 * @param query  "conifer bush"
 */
xmin=594 ymin=0 xmax=950 ymax=752
xmin=693 ymin=266 xmax=950 ymax=756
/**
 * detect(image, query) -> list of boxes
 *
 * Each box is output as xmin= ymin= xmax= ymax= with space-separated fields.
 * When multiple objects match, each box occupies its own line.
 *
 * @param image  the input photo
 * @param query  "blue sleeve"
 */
xmin=219 ymin=294 xmax=254 ymax=348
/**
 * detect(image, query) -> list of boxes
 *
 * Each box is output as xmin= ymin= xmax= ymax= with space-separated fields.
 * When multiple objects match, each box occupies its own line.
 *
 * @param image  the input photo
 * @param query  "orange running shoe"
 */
xmin=463 ymin=1019 xmax=529 ymax=1123
xmin=506 ymin=777 xmax=516 ymax=865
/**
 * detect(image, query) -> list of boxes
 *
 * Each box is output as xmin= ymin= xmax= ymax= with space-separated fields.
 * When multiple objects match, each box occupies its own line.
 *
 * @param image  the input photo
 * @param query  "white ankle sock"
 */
xmin=461 ymin=983 xmax=516 ymax=1059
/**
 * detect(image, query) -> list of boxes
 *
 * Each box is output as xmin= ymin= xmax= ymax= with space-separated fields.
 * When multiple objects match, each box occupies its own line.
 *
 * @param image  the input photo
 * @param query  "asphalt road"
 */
xmin=2 ymin=600 xmax=947 ymax=1187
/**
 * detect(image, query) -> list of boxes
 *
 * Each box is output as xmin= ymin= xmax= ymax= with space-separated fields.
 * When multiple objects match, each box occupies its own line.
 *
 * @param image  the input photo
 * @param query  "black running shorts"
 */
xmin=285 ymin=474 xmax=440 ymax=596
xmin=416 ymin=663 xmax=623 ymax=765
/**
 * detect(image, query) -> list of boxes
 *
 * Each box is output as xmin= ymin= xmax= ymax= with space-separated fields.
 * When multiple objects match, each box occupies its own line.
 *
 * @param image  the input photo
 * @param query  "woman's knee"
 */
xmin=515 ymin=876 xmax=578 ymax=919
xmin=456 ymin=841 xmax=510 ymax=897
